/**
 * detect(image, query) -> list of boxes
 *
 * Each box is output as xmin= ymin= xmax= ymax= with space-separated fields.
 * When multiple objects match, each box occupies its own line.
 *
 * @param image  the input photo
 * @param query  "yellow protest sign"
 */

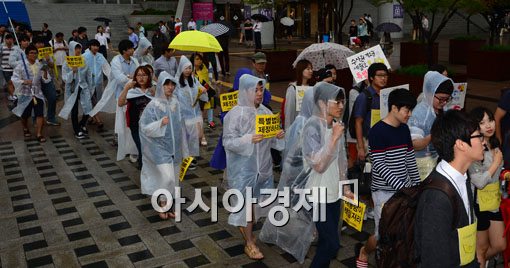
xmin=458 ymin=221 xmax=477 ymax=266
xmin=477 ymin=182 xmax=501 ymax=212
xmin=179 ymin=157 xmax=194 ymax=181
xmin=220 ymin=91 xmax=238 ymax=112
xmin=255 ymin=113 xmax=281 ymax=139
xmin=370 ymin=109 xmax=381 ymax=127
xmin=66 ymin=56 xmax=85 ymax=68
xmin=342 ymin=201 xmax=366 ymax=232
xmin=37 ymin=47 xmax=53 ymax=59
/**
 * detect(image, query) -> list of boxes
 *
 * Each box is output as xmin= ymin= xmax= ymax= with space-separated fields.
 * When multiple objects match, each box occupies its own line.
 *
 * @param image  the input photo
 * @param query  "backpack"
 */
xmin=376 ymin=176 xmax=460 ymax=268
xmin=347 ymin=85 xmax=372 ymax=138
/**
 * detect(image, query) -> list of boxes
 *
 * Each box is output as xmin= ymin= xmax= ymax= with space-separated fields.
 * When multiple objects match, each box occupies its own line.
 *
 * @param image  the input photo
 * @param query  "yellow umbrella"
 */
xmin=169 ymin=30 xmax=223 ymax=53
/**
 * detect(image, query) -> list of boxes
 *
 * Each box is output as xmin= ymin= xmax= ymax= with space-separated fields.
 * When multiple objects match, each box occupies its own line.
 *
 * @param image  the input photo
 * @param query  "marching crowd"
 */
xmin=1 ymin=20 xmax=510 ymax=268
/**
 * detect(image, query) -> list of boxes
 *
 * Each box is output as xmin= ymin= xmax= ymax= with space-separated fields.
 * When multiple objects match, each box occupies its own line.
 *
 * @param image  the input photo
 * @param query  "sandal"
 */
xmin=158 ymin=212 xmax=169 ymax=220
xmin=200 ymin=137 xmax=208 ymax=147
xmin=244 ymin=244 xmax=264 ymax=260
xmin=166 ymin=212 xmax=176 ymax=218
xmin=36 ymin=136 xmax=46 ymax=143
xmin=23 ymin=128 xmax=31 ymax=137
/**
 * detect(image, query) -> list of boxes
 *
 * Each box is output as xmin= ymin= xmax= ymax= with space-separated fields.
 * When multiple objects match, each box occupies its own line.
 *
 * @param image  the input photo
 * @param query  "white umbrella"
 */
xmin=280 ymin=17 xmax=294 ymax=26
xmin=200 ymin=23 xmax=231 ymax=37
xmin=293 ymin=43 xmax=355 ymax=71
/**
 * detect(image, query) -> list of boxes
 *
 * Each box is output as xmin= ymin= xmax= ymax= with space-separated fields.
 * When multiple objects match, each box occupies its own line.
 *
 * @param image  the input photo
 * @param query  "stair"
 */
xmin=25 ymin=2 xmax=141 ymax=49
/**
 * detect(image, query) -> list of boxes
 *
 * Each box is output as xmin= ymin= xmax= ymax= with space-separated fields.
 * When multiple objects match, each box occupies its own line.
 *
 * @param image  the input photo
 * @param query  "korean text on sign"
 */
xmin=179 ymin=157 xmax=194 ymax=181
xmin=255 ymin=113 xmax=281 ymax=139
xmin=347 ymin=45 xmax=391 ymax=83
xmin=342 ymin=201 xmax=366 ymax=232
xmin=37 ymin=47 xmax=53 ymax=59
xmin=220 ymin=91 xmax=238 ymax=112
xmin=66 ymin=56 xmax=85 ymax=68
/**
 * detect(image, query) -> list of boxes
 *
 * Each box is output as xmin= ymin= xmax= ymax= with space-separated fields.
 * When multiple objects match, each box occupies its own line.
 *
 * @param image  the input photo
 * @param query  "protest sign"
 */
xmin=342 ymin=201 xmax=366 ymax=232
xmin=295 ymin=86 xmax=310 ymax=112
xmin=379 ymin=84 xmax=410 ymax=119
xmin=446 ymin=83 xmax=467 ymax=111
xmin=37 ymin=47 xmax=53 ymax=59
xmin=220 ymin=91 xmax=238 ymax=112
xmin=255 ymin=113 xmax=281 ymax=139
xmin=66 ymin=56 xmax=85 ymax=68
xmin=179 ymin=157 xmax=194 ymax=181
xmin=347 ymin=45 xmax=391 ymax=83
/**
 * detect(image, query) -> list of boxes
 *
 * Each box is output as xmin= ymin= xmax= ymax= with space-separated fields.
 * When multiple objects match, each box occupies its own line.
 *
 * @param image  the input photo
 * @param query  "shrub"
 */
xmin=480 ymin=45 xmax=510 ymax=52
xmin=131 ymin=9 xmax=174 ymax=15
xmin=452 ymin=35 xmax=483 ymax=41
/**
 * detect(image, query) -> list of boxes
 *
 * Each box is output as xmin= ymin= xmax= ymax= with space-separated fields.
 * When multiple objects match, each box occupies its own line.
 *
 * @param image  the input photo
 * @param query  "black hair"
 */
xmin=431 ymin=110 xmax=479 ymax=162
xmin=74 ymin=43 xmax=82 ymax=51
xmin=430 ymin=64 xmax=447 ymax=75
xmin=191 ymin=53 xmax=208 ymax=71
xmin=179 ymin=65 xmax=194 ymax=88
xmin=388 ymin=88 xmax=417 ymax=111
xmin=55 ymin=32 xmax=64 ymax=38
xmin=128 ymin=26 xmax=135 ymax=31
xmin=19 ymin=35 xmax=30 ymax=42
xmin=469 ymin=106 xmax=500 ymax=149
xmin=368 ymin=62 xmax=388 ymax=83
xmin=71 ymin=29 xmax=78 ymax=35
xmin=43 ymin=23 xmax=48 ymax=28
xmin=97 ymin=25 xmax=103 ymax=31
xmin=335 ymin=89 xmax=345 ymax=101
xmin=88 ymin=39 xmax=100 ymax=47
xmin=77 ymin=27 xmax=87 ymax=34
xmin=325 ymin=64 xmax=336 ymax=71
xmin=4 ymin=34 xmax=13 ymax=40
xmin=25 ymin=44 xmax=37 ymax=55
xmin=164 ymin=78 xmax=176 ymax=86
xmin=118 ymin=39 xmax=134 ymax=55
xmin=33 ymin=36 xmax=45 ymax=44
xmin=435 ymin=80 xmax=454 ymax=95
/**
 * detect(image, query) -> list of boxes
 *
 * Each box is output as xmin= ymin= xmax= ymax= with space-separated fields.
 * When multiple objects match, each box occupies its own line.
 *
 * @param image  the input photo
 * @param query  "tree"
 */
xmin=374 ymin=0 xmax=475 ymax=67
xmin=333 ymin=0 xmax=355 ymax=44
xmin=465 ymin=0 xmax=510 ymax=46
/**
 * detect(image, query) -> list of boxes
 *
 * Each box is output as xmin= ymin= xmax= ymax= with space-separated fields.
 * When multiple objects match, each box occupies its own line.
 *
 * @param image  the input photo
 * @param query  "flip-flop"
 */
xmin=36 ymin=136 xmax=46 ymax=143
xmin=23 ymin=128 xmax=31 ymax=137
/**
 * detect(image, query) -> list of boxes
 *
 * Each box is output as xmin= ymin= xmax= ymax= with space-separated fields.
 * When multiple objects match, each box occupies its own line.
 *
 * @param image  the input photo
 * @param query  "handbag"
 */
xmin=348 ymin=161 xmax=372 ymax=195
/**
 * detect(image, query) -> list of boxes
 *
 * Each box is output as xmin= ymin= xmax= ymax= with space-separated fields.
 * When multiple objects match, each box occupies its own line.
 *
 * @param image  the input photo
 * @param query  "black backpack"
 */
xmin=376 ymin=176 xmax=460 ymax=268
xmin=347 ymin=86 xmax=373 ymax=139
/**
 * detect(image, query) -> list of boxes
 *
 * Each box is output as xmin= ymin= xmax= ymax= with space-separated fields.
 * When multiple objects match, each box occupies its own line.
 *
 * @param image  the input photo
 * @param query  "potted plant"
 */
xmin=257 ymin=49 xmax=297 ymax=82
xmin=449 ymin=35 xmax=485 ymax=65
xmin=388 ymin=65 xmax=467 ymax=97
xmin=467 ymin=45 xmax=510 ymax=81
xmin=400 ymin=41 xmax=438 ymax=67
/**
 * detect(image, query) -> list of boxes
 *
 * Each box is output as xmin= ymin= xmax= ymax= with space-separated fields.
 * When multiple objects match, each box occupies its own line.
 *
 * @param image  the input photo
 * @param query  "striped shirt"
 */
xmin=1 ymin=45 xmax=15 ymax=72
xmin=369 ymin=120 xmax=421 ymax=192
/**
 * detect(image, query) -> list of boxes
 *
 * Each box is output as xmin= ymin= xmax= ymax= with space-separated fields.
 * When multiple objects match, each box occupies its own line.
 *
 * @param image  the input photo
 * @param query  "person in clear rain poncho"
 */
xmin=58 ymin=41 xmax=93 ymax=139
xmin=140 ymin=72 xmax=188 ymax=220
xmin=408 ymin=71 xmax=454 ymax=179
xmin=223 ymin=74 xmax=285 ymax=260
xmin=83 ymin=39 xmax=111 ymax=129
xmin=175 ymin=55 xmax=208 ymax=170
xmin=134 ymin=37 xmax=154 ymax=66
xmin=260 ymin=82 xmax=352 ymax=265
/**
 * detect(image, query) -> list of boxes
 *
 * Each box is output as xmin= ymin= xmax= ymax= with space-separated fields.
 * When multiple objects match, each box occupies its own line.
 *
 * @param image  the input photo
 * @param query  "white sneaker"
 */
xmin=365 ymin=207 xmax=375 ymax=220
xmin=129 ymin=154 xmax=138 ymax=163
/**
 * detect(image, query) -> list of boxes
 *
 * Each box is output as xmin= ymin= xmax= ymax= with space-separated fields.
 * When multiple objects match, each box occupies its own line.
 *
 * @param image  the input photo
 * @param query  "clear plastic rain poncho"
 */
xmin=10 ymin=56 xmax=48 ymax=118
xmin=140 ymin=72 xmax=188 ymax=196
xmin=175 ymin=56 xmax=208 ymax=157
xmin=284 ymin=83 xmax=313 ymax=131
xmin=134 ymin=37 xmax=154 ymax=66
xmin=259 ymin=82 xmax=348 ymax=263
xmin=83 ymin=48 xmax=111 ymax=99
xmin=58 ymin=41 xmax=93 ymax=120
xmin=223 ymin=74 xmax=284 ymax=227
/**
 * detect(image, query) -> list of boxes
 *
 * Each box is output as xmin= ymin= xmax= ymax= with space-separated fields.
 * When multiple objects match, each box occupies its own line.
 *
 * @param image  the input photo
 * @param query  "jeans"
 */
xmin=130 ymin=125 xmax=142 ymax=168
xmin=218 ymin=48 xmax=230 ymax=75
xmin=310 ymin=200 xmax=341 ymax=268
xmin=71 ymin=87 xmax=89 ymax=134
xmin=254 ymin=32 xmax=262 ymax=49
xmin=41 ymin=81 xmax=57 ymax=123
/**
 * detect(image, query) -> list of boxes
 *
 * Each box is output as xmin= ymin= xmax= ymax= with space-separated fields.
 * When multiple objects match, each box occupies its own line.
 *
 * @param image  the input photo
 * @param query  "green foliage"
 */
xmin=143 ymin=24 xmax=158 ymax=32
xmin=396 ymin=65 xmax=429 ymax=77
xmin=243 ymin=0 xmax=286 ymax=9
xmin=481 ymin=45 xmax=510 ymax=52
xmin=131 ymin=9 xmax=174 ymax=15
xmin=452 ymin=35 xmax=484 ymax=40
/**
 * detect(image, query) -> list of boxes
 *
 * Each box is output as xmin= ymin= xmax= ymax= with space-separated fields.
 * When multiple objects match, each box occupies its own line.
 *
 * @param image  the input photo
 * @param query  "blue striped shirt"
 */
xmin=369 ymin=120 xmax=421 ymax=192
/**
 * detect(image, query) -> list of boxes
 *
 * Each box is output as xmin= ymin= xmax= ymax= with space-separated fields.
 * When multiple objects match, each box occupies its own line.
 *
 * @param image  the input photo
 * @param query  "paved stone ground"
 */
xmin=0 ymin=115 xmax=376 ymax=267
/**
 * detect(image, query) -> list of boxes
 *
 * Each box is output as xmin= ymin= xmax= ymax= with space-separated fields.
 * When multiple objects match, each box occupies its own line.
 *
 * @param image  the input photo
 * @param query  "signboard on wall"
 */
xmin=193 ymin=3 xmax=213 ymax=21
xmin=393 ymin=4 xmax=404 ymax=18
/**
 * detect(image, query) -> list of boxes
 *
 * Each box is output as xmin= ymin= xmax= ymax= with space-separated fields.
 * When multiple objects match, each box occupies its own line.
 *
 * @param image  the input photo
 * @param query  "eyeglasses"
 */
xmin=434 ymin=95 xmax=452 ymax=103
xmin=470 ymin=134 xmax=484 ymax=142
xmin=28 ymin=51 xmax=38 ymax=55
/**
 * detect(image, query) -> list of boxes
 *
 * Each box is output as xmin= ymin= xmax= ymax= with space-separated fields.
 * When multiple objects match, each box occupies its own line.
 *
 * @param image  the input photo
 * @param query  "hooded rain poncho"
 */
xmin=259 ymin=82 xmax=347 ymax=263
xmin=134 ymin=37 xmax=154 ymax=66
xmin=58 ymin=41 xmax=93 ymax=120
xmin=175 ymin=56 xmax=208 ymax=157
xmin=140 ymin=72 xmax=188 ymax=196
xmin=83 ymin=48 xmax=111 ymax=99
xmin=223 ymin=74 xmax=284 ymax=227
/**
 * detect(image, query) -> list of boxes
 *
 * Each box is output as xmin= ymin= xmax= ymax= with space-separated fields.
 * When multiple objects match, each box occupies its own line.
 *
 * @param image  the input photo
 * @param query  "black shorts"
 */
xmin=3 ymin=71 xmax=13 ymax=82
xmin=474 ymin=202 xmax=503 ymax=231
xmin=21 ymin=97 xmax=44 ymax=119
